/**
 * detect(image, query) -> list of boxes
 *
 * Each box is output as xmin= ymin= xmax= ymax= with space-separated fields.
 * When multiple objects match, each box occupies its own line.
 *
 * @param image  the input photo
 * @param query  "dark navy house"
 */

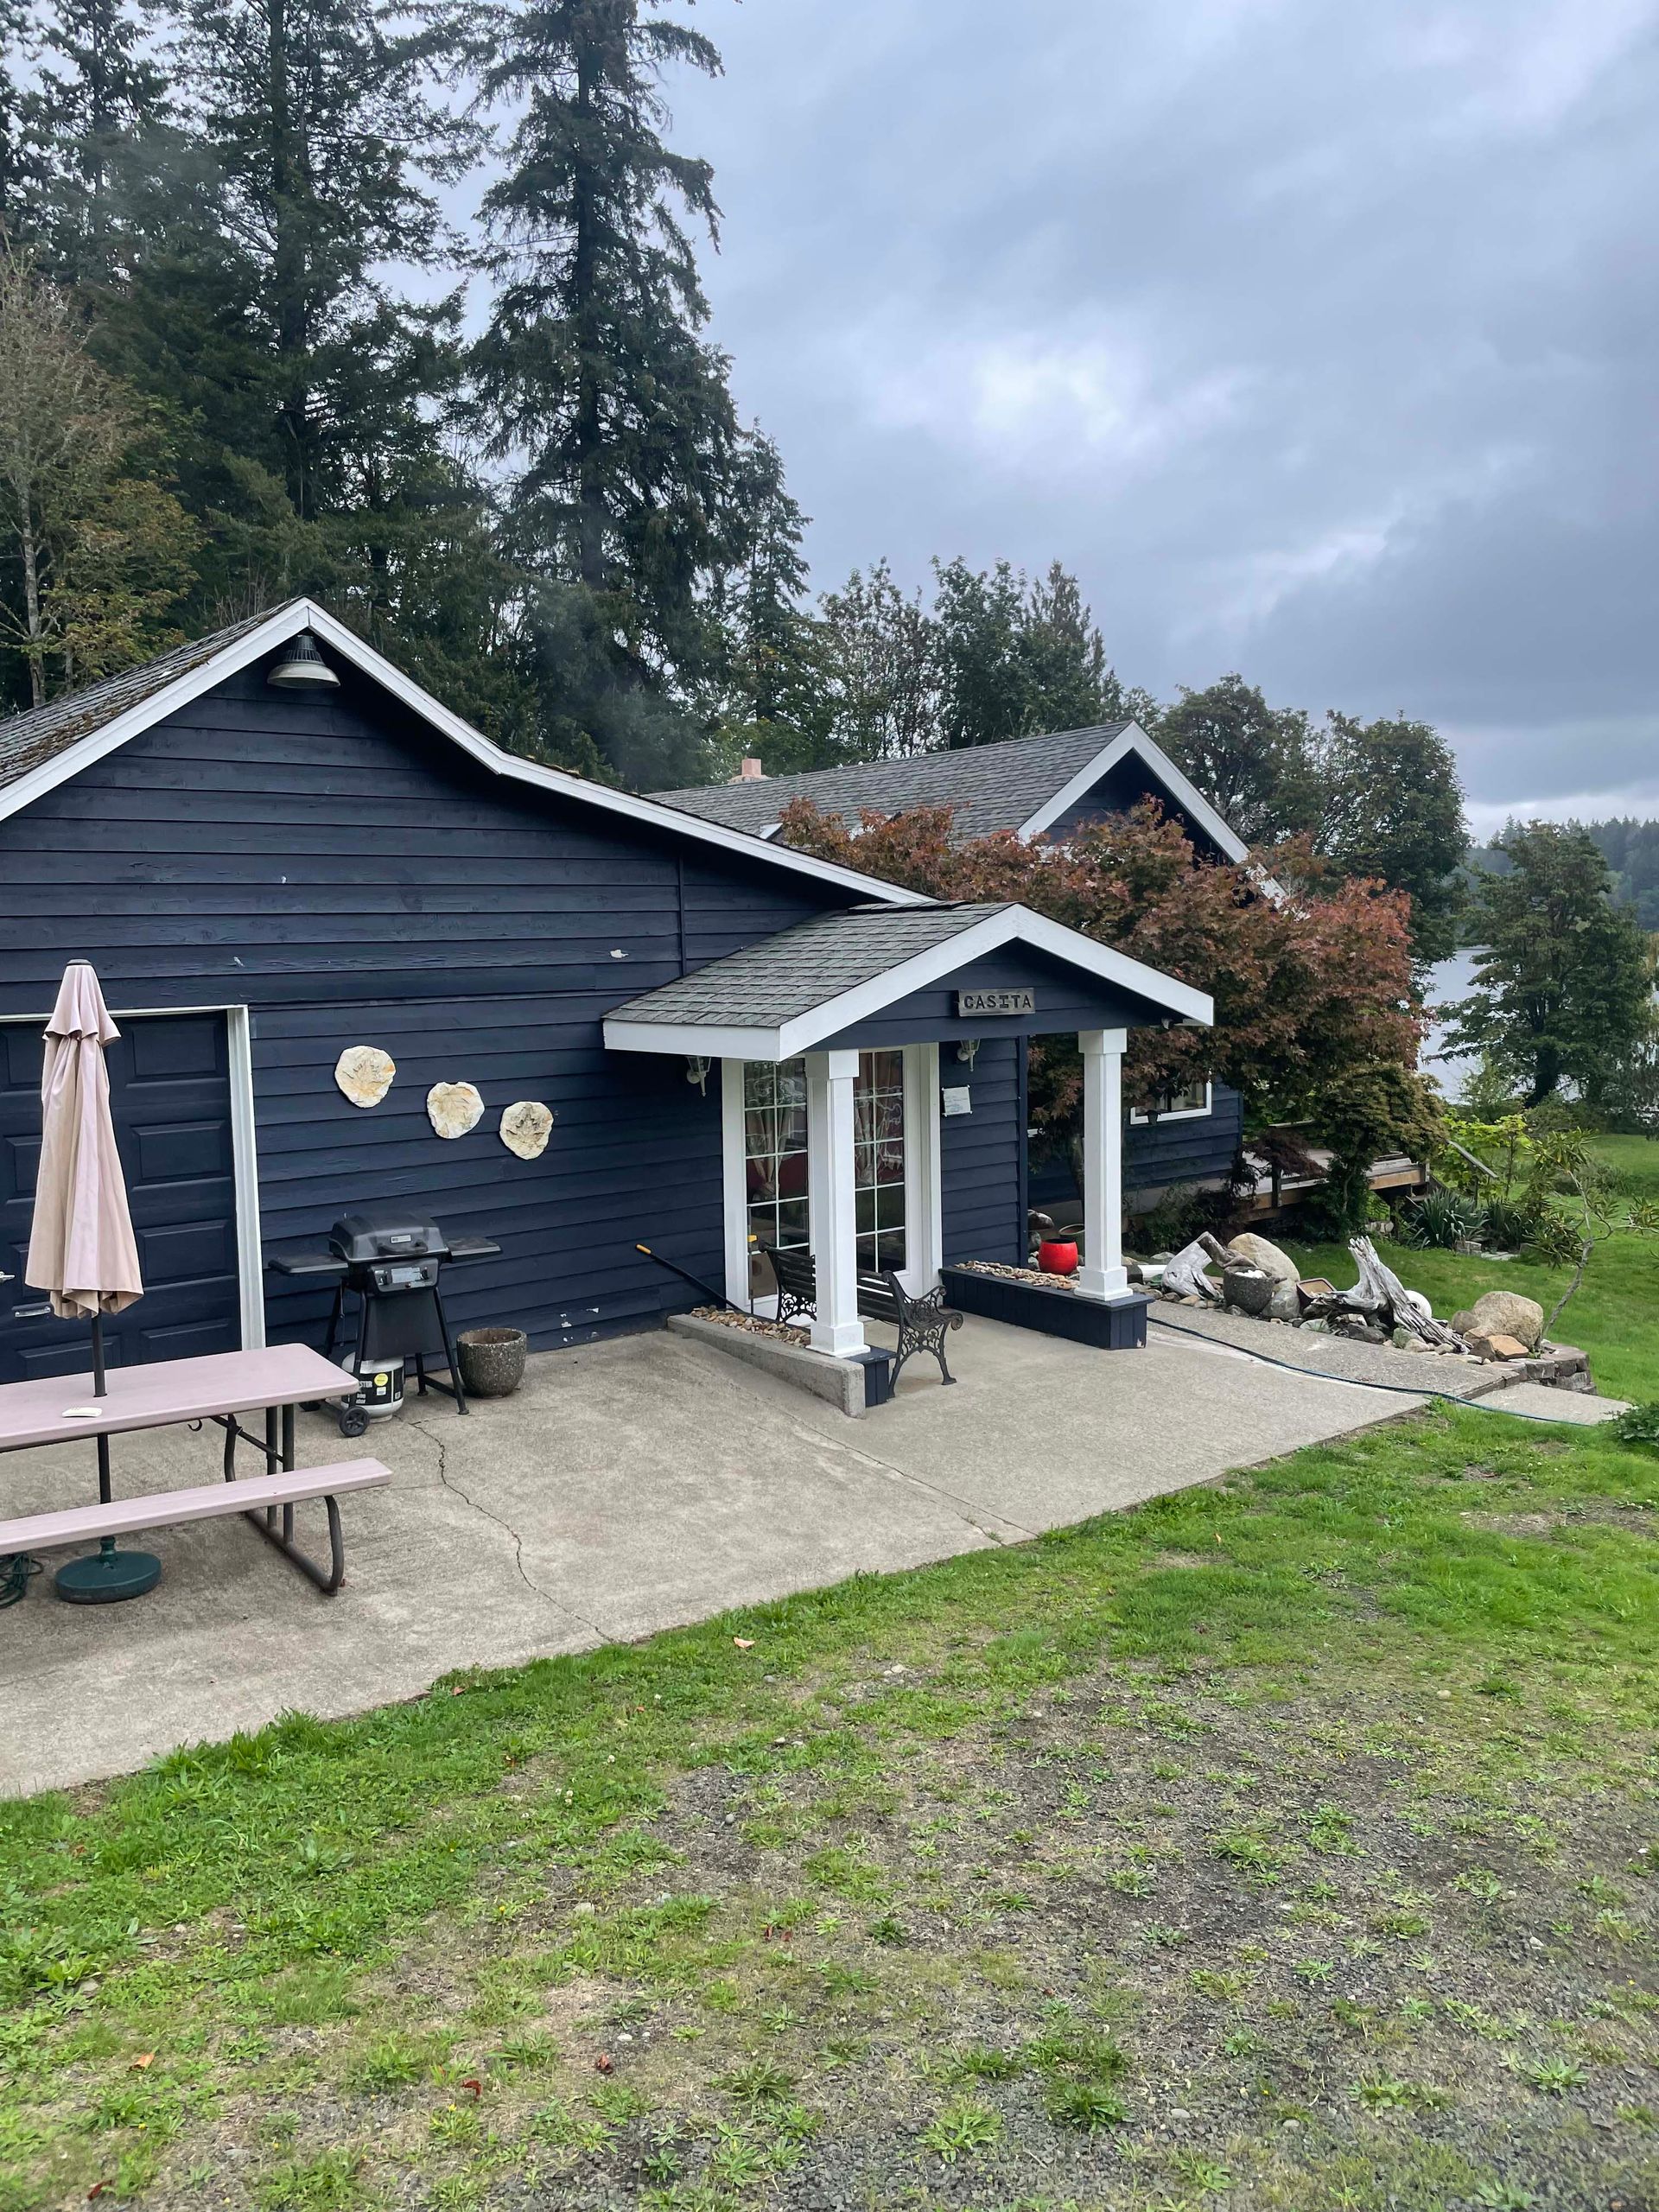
xmin=0 ymin=601 xmax=1223 ymax=1387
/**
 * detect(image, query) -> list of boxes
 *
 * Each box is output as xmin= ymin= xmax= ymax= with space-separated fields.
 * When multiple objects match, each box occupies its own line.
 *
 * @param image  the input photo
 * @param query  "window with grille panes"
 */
xmin=743 ymin=1052 xmax=907 ymax=1295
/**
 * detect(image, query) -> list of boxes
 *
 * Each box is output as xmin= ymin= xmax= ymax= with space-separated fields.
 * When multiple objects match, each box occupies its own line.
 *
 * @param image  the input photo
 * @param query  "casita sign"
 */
xmin=956 ymin=988 xmax=1035 ymax=1017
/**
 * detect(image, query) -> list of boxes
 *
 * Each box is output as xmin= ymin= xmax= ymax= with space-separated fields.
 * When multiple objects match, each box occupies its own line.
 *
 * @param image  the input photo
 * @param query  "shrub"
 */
xmin=1400 ymin=1190 xmax=1485 ymax=1249
xmin=1480 ymin=1197 xmax=1542 ymax=1251
xmin=1611 ymin=1402 xmax=1659 ymax=1450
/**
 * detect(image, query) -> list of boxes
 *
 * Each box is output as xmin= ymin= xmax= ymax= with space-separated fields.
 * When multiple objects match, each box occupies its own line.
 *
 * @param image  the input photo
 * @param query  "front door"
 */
xmin=0 ymin=1011 xmax=242 ymax=1382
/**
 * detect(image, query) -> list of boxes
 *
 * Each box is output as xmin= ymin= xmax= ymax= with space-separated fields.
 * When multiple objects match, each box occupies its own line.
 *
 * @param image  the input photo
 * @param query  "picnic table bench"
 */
xmin=0 ymin=1346 xmax=387 ymax=1596
xmin=758 ymin=1245 xmax=963 ymax=1388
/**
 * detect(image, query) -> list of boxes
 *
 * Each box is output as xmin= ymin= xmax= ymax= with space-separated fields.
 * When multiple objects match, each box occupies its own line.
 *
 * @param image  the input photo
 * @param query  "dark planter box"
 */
xmin=940 ymin=1265 xmax=1151 ymax=1350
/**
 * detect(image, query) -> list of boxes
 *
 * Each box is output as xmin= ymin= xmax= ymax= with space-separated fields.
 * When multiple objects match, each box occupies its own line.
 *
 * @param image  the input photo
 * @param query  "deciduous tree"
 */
xmin=778 ymin=796 xmax=1436 ymax=1227
xmin=1445 ymin=822 xmax=1653 ymax=1107
xmin=1318 ymin=710 xmax=1466 ymax=962
xmin=1154 ymin=673 xmax=1319 ymax=847
xmin=0 ymin=247 xmax=197 ymax=705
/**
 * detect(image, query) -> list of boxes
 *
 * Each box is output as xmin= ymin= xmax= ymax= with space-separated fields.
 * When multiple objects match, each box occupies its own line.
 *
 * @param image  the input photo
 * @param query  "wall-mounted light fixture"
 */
xmin=684 ymin=1055 xmax=712 ymax=1096
xmin=266 ymin=630 xmax=340 ymax=689
xmin=956 ymin=1037 xmax=981 ymax=1070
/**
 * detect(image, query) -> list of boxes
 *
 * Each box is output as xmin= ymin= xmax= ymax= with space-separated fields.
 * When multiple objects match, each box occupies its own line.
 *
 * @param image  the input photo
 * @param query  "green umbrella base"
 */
xmin=55 ymin=1538 xmax=161 ymax=1605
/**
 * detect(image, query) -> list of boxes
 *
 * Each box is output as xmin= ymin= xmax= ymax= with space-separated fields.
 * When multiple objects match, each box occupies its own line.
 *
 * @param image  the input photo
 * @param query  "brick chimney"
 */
xmin=736 ymin=757 xmax=765 ymax=781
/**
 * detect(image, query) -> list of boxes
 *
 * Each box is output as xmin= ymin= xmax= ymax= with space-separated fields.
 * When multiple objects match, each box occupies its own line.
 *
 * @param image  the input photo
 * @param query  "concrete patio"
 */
xmin=3 ymin=1313 xmax=1433 ymax=1797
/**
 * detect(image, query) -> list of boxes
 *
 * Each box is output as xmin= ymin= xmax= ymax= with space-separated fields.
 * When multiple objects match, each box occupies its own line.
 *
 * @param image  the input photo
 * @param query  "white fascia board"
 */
xmin=604 ymin=1019 xmax=785 ymax=1058
xmin=1019 ymin=723 xmax=1250 ymax=866
xmin=0 ymin=596 xmax=926 ymax=911
xmin=297 ymin=608 xmax=925 ymax=908
xmin=603 ymin=901 xmax=1212 ymax=1062
xmin=0 ymin=601 xmax=317 ymax=825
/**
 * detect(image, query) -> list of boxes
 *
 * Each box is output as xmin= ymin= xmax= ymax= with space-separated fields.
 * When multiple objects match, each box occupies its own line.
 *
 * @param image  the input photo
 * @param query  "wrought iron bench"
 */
xmin=760 ymin=1245 xmax=964 ymax=1387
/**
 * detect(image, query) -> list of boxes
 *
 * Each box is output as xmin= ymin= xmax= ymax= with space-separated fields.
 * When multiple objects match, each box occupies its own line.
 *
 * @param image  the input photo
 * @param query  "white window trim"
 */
xmin=1129 ymin=1081 xmax=1213 ymax=1125
xmin=0 ymin=1001 xmax=265 ymax=1351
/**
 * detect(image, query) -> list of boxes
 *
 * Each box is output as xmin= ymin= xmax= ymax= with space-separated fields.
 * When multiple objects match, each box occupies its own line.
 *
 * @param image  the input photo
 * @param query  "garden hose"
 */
xmin=0 ymin=1552 xmax=41 ymax=1607
xmin=1146 ymin=1312 xmax=1612 ymax=1427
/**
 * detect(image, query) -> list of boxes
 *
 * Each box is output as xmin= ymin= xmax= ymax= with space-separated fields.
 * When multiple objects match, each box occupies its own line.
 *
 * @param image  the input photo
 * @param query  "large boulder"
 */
xmin=1225 ymin=1231 xmax=1300 ymax=1286
xmin=1450 ymin=1290 xmax=1545 ymax=1352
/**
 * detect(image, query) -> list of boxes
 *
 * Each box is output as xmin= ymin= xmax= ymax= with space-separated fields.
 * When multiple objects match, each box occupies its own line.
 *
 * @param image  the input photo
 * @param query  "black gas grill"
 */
xmin=269 ymin=1210 xmax=501 ymax=1434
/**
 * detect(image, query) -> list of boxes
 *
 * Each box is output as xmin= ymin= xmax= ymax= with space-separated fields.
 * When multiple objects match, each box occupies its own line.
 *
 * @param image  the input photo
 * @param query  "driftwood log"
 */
xmin=1161 ymin=1236 xmax=1223 ymax=1302
xmin=1299 ymin=1236 xmax=1466 ymax=1349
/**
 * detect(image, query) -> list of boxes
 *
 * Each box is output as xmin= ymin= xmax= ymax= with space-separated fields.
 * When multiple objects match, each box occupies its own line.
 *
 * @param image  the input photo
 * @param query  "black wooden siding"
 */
xmin=820 ymin=944 xmax=1161 ymax=1053
xmin=1043 ymin=754 xmax=1233 ymax=860
xmin=939 ymin=1037 xmax=1024 ymax=1266
xmin=0 ymin=664 xmax=844 ymax=1353
xmin=1124 ymin=1083 xmax=1244 ymax=1198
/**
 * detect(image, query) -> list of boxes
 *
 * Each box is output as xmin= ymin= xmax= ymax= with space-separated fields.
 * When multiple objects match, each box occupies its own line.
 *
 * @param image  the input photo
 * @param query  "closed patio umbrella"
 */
xmin=25 ymin=959 xmax=158 ymax=1602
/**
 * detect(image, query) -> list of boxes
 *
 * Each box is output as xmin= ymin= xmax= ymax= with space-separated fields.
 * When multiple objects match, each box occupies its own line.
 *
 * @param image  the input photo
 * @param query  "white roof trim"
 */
xmin=0 ymin=598 xmax=928 ymax=910
xmin=1018 ymin=722 xmax=1250 ymax=865
xmin=604 ymin=903 xmax=1213 ymax=1063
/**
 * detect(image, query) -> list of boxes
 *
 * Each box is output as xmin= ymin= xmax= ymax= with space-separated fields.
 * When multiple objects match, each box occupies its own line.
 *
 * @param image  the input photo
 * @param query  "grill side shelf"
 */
xmin=267 ymin=1251 xmax=350 ymax=1278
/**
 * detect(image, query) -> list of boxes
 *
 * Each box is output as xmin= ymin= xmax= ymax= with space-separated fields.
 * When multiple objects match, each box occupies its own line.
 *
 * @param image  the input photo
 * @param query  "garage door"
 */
xmin=0 ymin=1011 xmax=242 ymax=1383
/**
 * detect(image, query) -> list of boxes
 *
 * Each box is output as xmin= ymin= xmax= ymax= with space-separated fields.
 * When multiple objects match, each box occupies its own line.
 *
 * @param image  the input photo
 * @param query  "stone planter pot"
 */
xmin=457 ymin=1326 xmax=527 ymax=1398
xmin=1222 ymin=1267 xmax=1274 ymax=1318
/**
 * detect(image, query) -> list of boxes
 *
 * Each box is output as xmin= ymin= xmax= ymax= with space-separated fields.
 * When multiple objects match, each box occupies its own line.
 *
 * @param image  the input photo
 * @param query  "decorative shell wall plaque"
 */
xmin=499 ymin=1100 xmax=555 ymax=1160
xmin=427 ymin=1081 xmax=485 ymax=1139
xmin=334 ymin=1045 xmax=395 ymax=1108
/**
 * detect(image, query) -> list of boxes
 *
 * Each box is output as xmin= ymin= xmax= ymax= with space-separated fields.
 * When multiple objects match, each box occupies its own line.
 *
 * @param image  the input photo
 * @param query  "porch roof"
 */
xmin=603 ymin=899 xmax=1212 ymax=1062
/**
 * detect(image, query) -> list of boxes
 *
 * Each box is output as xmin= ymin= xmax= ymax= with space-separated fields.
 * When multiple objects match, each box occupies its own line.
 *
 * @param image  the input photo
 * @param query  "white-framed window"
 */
xmin=741 ymin=1050 xmax=909 ymax=1297
xmin=1129 ymin=1079 xmax=1212 ymax=1124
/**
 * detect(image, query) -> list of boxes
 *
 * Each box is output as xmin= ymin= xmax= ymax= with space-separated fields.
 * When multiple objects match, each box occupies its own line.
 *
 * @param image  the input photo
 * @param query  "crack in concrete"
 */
xmin=402 ymin=1412 xmax=614 ymax=1643
xmin=784 ymin=1421 xmax=1038 ymax=1545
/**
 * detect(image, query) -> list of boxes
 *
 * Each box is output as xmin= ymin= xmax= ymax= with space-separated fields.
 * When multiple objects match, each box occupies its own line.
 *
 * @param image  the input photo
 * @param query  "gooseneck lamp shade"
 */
xmin=266 ymin=630 xmax=340 ymax=689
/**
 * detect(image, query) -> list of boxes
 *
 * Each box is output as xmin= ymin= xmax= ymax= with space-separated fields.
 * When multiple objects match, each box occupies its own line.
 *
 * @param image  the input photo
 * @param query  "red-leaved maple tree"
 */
xmin=779 ymin=798 xmax=1440 ymax=1221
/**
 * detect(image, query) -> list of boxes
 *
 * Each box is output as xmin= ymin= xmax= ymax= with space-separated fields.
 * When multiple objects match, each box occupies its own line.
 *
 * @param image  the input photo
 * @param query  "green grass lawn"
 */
xmin=1281 ymin=1228 xmax=1659 ymax=1403
xmin=3 ymin=1407 xmax=1657 ymax=2211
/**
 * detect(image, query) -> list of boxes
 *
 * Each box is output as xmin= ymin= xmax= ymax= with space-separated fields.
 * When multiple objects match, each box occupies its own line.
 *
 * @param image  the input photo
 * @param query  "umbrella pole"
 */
xmin=92 ymin=1310 xmax=111 ymax=1507
xmin=54 ymin=1307 xmax=162 ymax=1605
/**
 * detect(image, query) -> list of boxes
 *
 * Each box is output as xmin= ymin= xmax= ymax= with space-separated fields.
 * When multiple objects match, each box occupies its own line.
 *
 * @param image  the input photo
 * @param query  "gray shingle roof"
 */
xmin=650 ymin=723 xmax=1134 ymax=844
xmin=609 ymin=903 xmax=1013 ymax=1030
xmin=0 ymin=608 xmax=284 ymax=792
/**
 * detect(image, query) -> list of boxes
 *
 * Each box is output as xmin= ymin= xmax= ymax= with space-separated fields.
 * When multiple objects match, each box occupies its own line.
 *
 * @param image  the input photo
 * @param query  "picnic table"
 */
xmin=0 ymin=1346 xmax=386 ymax=1595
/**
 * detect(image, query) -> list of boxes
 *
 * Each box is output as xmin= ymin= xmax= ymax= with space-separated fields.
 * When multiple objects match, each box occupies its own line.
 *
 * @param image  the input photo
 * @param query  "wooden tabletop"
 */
xmin=0 ymin=1345 xmax=359 ymax=1453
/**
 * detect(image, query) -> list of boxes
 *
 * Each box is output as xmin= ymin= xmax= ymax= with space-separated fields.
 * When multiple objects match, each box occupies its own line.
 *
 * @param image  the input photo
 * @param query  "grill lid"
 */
xmin=329 ymin=1210 xmax=447 ymax=1264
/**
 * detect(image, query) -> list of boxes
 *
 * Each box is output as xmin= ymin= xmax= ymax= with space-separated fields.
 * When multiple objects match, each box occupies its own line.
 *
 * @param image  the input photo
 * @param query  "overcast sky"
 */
xmin=652 ymin=0 xmax=1657 ymax=837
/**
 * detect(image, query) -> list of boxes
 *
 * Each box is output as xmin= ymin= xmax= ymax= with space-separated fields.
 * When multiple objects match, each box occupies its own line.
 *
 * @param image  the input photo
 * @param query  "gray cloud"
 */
xmin=664 ymin=0 xmax=1659 ymax=820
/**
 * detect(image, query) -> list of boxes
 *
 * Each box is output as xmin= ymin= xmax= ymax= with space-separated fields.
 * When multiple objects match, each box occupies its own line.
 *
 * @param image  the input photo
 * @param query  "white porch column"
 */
xmin=1077 ymin=1027 xmax=1129 ymax=1300
xmin=805 ymin=1049 xmax=867 ymax=1357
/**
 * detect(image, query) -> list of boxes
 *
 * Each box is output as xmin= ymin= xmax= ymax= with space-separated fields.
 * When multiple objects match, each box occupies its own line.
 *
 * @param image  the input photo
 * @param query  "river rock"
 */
xmin=427 ymin=1081 xmax=485 ymax=1139
xmin=1450 ymin=1290 xmax=1544 ymax=1352
xmin=1267 ymin=1278 xmax=1302 ymax=1323
xmin=499 ymin=1100 xmax=555 ymax=1160
xmin=1225 ymin=1231 xmax=1300 ymax=1285
xmin=334 ymin=1045 xmax=395 ymax=1108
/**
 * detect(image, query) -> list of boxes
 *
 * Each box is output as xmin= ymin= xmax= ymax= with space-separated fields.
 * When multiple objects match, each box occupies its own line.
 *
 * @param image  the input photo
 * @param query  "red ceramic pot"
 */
xmin=1038 ymin=1238 xmax=1078 ymax=1275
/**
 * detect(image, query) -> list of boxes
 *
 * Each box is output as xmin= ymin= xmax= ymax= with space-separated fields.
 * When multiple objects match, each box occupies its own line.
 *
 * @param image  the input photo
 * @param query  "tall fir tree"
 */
xmin=707 ymin=427 xmax=830 ymax=773
xmin=32 ymin=0 xmax=165 ymax=286
xmin=472 ymin=0 xmax=753 ymax=785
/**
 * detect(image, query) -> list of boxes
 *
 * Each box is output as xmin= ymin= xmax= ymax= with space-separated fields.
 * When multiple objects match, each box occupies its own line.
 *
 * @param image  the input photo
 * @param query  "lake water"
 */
xmin=1421 ymin=950 xmax=1482 ymax=1100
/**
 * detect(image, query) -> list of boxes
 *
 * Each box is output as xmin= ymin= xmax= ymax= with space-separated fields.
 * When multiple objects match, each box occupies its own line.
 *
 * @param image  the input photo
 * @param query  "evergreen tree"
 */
xmin=0 ymin=0 xmax=48 ymax=243
xmin=1445 ymin=822 xmax=1653 ymax=1107
xmin=931 ymin=555 xmax=1123 ymax=747
xmin=33 ymin=0 xmax=165 ymax=284
xmin=473 ymin=0 xmax=750 ymax=785
xmin=709 ymin=428 xmax=830 ymax=773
